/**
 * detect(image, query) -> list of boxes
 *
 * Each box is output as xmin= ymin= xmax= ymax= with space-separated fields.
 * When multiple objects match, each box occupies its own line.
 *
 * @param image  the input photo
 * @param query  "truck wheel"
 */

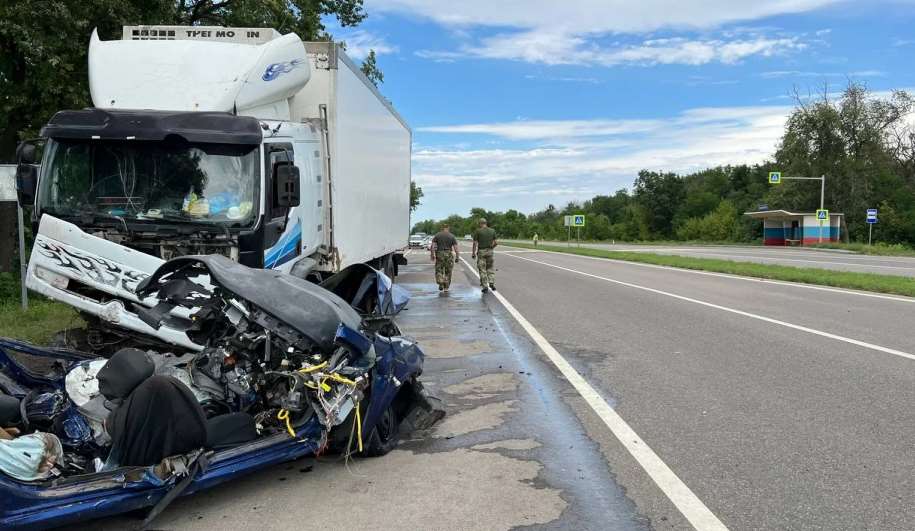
xmin=363 ymin=402 xmax=400 ymax=457
xmin=382 ymin=254 xmax=396 ymax=279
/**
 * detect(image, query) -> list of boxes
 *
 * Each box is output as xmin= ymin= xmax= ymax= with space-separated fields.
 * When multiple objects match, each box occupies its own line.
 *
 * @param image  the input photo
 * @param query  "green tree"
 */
xmin=773 ymin=83 xmax=914 ymax=241
xmin=633 ymin=170 xmax=685 ymax=238
xmin=409 ymin=181 xmax=423 ymax=212
xmin=360 ymin=49 xmax=384 ymax=87
xmin=0 ymin=0 xmax=367 ymax=160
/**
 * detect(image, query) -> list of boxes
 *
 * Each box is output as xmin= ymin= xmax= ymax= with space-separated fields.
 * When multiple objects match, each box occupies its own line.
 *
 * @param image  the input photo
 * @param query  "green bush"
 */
xmin=0 ymin=272 xmax=18 ymax=302
xmin=676 ymin=200 xmax=739 ymax=241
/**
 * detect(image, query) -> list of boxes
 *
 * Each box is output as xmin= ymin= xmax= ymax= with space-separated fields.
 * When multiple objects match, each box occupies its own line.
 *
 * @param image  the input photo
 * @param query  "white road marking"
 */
xmin=500 ymin=246 xmax=915 ymax=304
xmin=458 ymin=256 xmax=729 ymax=531
xmin=505 ymin=253 xmax=915 ymax=363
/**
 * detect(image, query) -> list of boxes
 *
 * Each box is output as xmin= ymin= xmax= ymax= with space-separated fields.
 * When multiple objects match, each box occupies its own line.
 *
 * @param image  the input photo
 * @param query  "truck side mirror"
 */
xmin=15 ymin=141 xmax=39 ymax=206
xmin=16 ymin=142 xmax=37 ymax=164
xmin=274 ymin=162 xmax=300 ymax=208
xmin=15 ymin=164 xmax=37 ymax=206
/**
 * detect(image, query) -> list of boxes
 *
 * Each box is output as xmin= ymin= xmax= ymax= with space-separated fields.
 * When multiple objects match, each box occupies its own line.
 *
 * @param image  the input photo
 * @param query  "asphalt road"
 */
xmin=508 ymin=240 xmax=915 ymax=277
xmin=458 ymin=243 xmax=915 ymax=530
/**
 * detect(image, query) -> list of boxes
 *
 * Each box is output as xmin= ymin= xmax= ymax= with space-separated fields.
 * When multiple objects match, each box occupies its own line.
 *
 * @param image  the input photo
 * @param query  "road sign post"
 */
xmin=768 ymin=172 xmax=828 ymax=243
xmin=572 ymin=215 xmax=585 ymax=247
xmin=816 ymin=209 xmax=829 ymax=243
xmin=866 ymin=208 xmax=878 ymax=246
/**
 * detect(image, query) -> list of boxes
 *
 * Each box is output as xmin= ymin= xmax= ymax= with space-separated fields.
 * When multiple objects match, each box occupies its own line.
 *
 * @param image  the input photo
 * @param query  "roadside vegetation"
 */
xmin=0 ymin=273 xmax=82 ymax=343
xmin=0 ymin=299 xmax=81 ymax=345
xmin=807 ymin=242 xmax=915 ymax=257
xmin=507 ymin=242 xmax=915 ymax=298
xmin=414 ymin=84 xmax=915 ymax=249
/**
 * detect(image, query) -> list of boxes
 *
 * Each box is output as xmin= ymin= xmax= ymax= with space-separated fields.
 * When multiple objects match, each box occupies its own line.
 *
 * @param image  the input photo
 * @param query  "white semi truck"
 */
xmin=14 ymin=26 xmax=411 ymax=349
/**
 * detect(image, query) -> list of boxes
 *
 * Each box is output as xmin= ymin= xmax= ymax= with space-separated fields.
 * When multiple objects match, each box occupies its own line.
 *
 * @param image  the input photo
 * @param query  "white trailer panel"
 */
xmin=291 ymin=44 xmax=411 ymax=270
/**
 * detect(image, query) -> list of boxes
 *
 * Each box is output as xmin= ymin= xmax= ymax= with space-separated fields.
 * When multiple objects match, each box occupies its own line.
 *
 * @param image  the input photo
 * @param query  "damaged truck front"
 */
xmin=0 ymin=253 xmax=442 ymax=529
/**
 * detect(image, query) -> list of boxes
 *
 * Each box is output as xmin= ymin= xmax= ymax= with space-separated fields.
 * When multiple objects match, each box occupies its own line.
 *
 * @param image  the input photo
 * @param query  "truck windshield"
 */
xmin=37 ymin=139 xmax=260 ymax=226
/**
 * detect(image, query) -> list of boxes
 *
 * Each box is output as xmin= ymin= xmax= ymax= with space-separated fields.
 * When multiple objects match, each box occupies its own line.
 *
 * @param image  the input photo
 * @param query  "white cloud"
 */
xmin=374 ymin=1 xmax=834 ymax=67
xmin=418 ymin=31 xmax=806 ymax=67
xmin=761 ymin=69 xmax=885 ymax=78
xmin=419 ymin=119 xmax=660 ymax=140
xmin=412 ymin=104 xmax=793 ymax=217
xmin=336 ymin=30 xmax=398 ymax=60
xmin=367 ymin=0 xmax=839 ymax=34
xmin=596 ymin=36 xmax=804 ymax=66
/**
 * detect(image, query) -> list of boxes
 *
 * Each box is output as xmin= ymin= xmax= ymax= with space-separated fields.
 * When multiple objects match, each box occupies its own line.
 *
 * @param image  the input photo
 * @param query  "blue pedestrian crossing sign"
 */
xmin=866 ymin=208 xmax=878 ymax=224
xmin=816 ymin=209 xmax=829 ymax=224
xmin=573 ymin=215 xmax=586 ymax=227
xmin=768 ymin=171 xmax=782 ymax=184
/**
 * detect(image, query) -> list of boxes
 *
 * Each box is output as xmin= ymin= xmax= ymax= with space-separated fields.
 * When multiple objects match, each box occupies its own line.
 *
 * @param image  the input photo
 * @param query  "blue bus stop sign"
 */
xmin=866 ymin=208 xmax=878 ymax=224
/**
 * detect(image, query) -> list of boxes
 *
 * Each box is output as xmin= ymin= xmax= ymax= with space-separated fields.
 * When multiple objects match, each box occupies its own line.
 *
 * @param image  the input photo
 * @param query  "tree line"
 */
xmin=0 ymin=0 xmax=372 ymax=161
xmin=413 ymin=84 xmax=915 ymax=245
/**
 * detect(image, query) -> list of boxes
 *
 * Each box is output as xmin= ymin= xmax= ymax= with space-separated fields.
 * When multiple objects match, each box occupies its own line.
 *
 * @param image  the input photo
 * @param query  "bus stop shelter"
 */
xmin=744 ymin=210 xmax=843 ymax=246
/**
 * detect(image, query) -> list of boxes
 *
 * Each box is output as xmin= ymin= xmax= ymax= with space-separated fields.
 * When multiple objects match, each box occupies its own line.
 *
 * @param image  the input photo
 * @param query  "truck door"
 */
xmin=263 ymin=142 xmax=301 ymax=269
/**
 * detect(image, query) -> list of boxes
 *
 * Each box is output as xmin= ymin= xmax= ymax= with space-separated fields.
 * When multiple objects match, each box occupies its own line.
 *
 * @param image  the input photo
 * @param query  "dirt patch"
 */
xmin=120 ymin=449 xmax=566 ymax=531
xmin=445 ymin=372 xmax=519 ymax=396
xmin=418 ymin=338 xmax=494 ymax=358
xmin=435 ymin=400 xmax=518 ymax=437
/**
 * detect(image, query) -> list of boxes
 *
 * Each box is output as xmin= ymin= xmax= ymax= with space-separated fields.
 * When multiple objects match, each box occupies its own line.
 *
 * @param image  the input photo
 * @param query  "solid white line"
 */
xmin=505 ymin=253 xmax=915 ymax=363
xmin=458 ymin=256 xmax=729 ymax=531
xmin=499 ymin=246 xmax=915 ymax=304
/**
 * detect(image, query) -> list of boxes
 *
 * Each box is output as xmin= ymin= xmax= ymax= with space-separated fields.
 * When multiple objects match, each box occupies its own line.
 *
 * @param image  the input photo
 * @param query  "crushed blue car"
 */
xmin=0 ymin=256 xmax=443 ymax=529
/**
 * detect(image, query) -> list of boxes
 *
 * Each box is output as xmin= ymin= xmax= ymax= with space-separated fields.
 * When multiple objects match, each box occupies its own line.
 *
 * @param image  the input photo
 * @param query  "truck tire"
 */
xmin=381 ymin=253 xmax=396 ymax=279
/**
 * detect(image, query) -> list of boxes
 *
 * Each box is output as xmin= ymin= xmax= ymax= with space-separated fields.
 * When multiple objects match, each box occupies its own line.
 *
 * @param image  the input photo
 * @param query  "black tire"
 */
xmin=382 ymin=253 xmax=396 ymax=279
xmin=363 ymin=402 xmax=400 ymax=457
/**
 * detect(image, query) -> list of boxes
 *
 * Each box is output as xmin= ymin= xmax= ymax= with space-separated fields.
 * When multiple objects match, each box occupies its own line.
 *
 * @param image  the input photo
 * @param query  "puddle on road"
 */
xmin=472 ymin=439 xmax=542 ymax=451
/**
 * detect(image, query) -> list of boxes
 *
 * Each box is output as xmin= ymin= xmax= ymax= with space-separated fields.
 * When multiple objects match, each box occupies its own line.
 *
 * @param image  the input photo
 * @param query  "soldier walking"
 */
xmin=471 ymin=218 xmax=498 ymax=293
xmin=431 ymin=223 xmax=459 ymax=292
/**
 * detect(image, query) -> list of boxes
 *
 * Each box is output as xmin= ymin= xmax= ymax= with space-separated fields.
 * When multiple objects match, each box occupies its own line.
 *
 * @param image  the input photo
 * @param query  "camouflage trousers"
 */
xmin=434 ymin=251 xmax=455 ymax=287
xmin=476 ymin=248 xmax=495 ymax=287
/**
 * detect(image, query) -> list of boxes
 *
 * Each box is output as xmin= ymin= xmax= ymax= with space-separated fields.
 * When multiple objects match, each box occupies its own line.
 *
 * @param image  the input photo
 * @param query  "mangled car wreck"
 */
xmin=0 ymin=226 xmax=443 ymax=529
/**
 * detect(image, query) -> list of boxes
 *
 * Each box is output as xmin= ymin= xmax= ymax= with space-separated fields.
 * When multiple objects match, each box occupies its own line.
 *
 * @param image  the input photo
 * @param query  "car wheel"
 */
xmin=363 ymin=402 xmax=399 ymax=457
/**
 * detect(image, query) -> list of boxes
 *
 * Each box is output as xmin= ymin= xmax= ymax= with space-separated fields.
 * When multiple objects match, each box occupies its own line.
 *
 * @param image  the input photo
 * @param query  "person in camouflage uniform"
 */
xmin=431 ymin=224 xmax=459 ymax=292
xmin=471 ymin=218 xmax=498 ymax=293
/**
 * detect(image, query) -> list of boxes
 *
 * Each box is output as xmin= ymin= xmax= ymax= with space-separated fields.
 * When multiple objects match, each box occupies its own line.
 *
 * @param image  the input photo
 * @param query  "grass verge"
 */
xmin=506 ymin=242 xmax=915 ymax=297
xmin=807 ymin=242 xmax=915 ymax=257
xmin=0 ymin=299 xmax=83 ymax=345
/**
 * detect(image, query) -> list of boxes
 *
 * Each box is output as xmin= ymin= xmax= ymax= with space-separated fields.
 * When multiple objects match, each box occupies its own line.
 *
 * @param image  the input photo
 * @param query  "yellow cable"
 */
xmin=277 ymin=409 xmax=296 ymax=438
xmin=298 ymin=361 xmax=328 ymax=373
xmin=355 ymin=401 xmax=363 ymax=453
xmin=327 ymin=373 xmax=357 ymax=386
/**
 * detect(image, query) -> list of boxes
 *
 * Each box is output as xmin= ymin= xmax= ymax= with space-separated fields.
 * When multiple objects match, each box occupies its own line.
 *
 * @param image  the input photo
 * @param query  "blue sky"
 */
xmin=329 ymin=1 xmax=915 ymax=221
